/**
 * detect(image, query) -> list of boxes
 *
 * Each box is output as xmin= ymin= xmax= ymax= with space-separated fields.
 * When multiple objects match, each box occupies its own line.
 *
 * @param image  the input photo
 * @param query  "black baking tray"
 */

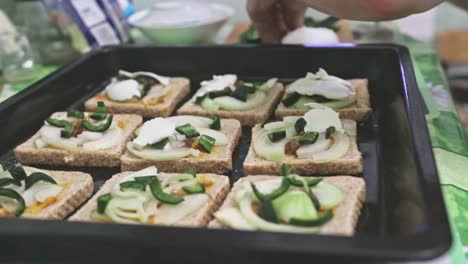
xmin=0 ymin=45 xmax=450 ymax=263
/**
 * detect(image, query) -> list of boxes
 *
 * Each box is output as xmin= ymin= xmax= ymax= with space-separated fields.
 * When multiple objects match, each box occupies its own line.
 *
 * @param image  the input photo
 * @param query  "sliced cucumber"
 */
xmin=272 ymin=190 xmax=318 ymax=222
xmin=293 ymin=95 xmax=356 ymax=109
xmin=39 ymin=127 xmax=78 ymax=150
xmin=200 ymin=98 xmax=220 ymax=111
xmin=127 ymin=143 xmax=195 ymax=161
xmin=296 ymin=133 xmax=330 ymax=159
xmin=312 ymin=181 xmax=344 ymax=210
xmin=213 ymin=91 xmax=266 ymax=111
xmin=166 ymin=116 xmax=212 ymax=128
xmin=214 ymin=207 xmax=255 ymax=230
xmin=196 ymin=128 xmax=228 ymax=146
xmin=238 ymin=197 xmax=319 ymax=233
xmin=309 ymin=132 xmax=350 ymax=163
xmin=156 ymin=194 xmax=209 ymax=225
xmin=253 ymin=129 xmax=286 ymax=162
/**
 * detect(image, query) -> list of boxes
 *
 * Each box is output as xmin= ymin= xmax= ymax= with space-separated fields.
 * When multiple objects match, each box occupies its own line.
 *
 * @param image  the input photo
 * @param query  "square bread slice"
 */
xmin=84 ymin=77 xmax=190 ymax=117
xmin=14 ymin=113 xmax=143 ymax=167
xmin=69 ymin=171 xmax=230 ymax=227
xmin=177 ymin=83 xmax=285 ymax=126
xmin=275 ymin=79 xmax=371 ymax=121
xmin=0 ymin=168 xmax=94 ymax=220
xmin=209 ymin=175 xmax=366 ymax=236
xmin=121 ymin=119 xmax=242 ymax=174
xmin=243 ymin=123 xmax=362 ymax=176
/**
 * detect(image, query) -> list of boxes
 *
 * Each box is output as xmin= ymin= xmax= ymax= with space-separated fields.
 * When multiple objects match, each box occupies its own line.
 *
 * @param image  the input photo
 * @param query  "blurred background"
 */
xmin=0 ymin=0 xmax=467 ymax=132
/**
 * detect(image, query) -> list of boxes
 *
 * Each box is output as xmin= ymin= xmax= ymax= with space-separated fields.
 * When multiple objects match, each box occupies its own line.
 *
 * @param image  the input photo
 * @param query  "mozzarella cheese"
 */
xmin=282 ymin=27 xmax=339 ymax=44
xmin=106 ymin=79 xmax=141 ymax=101
xmin=303 ymin=106 xmax=344 ymax=133
xmin=132 ymin=118 xmax=176 ymax=149
xmin=286 ymin=68 xmax=354 ymax=100
xmin=197 ymin=74 xmax=237 ymax=97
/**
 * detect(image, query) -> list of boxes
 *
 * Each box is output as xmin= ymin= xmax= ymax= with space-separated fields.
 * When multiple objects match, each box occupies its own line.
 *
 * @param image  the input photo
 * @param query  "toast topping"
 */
xmin=194 ymin=75 xmax=277 ymax=111
xmin=127 ymin=115 xmax=227 ymax=161
xmin=214 ymin=164 xmax=343 ymax=232
xmin=35 ymin=102 xmax=122 ymax=151
xmin=92 ymin=166 xmax=214 ymax=225
xmin=0 ymin=160 xmax=64 ymax=217
xmin=105 ymin=70 xmax=170 ymax=102
xmin=282 ymin=69 xmax=356 ymax=109
xmin=253 ymin=108 xmax=352 ymax=162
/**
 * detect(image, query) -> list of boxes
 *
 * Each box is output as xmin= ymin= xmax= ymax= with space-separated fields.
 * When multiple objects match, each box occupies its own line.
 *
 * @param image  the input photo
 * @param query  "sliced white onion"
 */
xmin=156 ymin=194 xmax=209 ymax=225
xmin=296 ymin=133 xmax=330 ymax=158
xmin=77 ymin=131 xmax=103 ymax=142
xmin=309 ymin=132 xmax=350 ymax=163
xmin=253 ymin=129 xmax=287 ymax=162
xmin=83 ymin=128 xmax=123 ymax=151
xmin=166 ymin=116 xmax=212 ymax=128
xmin=127 ymin=142 xmax=195 ymax=161
xmin=39 ymin=126 xmax=78 ymax=150
xmin=196 ymin=128 xmax=228 ymax=146
xmin=214 ymin=207 xmax=255 ymax=230
xmin=22 ymin=181 xmax=63 ymax=206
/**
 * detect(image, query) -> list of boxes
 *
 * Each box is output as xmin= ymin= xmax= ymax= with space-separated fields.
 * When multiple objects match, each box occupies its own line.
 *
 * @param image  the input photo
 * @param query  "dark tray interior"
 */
xmin=0 ymin=45 xmax=450 ymax=262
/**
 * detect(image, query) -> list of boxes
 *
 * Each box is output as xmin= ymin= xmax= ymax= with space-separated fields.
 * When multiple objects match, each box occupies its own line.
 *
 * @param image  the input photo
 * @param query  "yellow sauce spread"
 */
xmin=144 ymin=91 xmax=173 ymax=106
xmin=25 ymin=183 xmax=68 ymax=214
xmin=118 ymin=120 xmax=128 ymax=129
xmin=0 ymin=208 xmax=13 ymax=217
xmin=25 ymin=197 xmax=58 ymax=214
xmin=197 ymin=175 xmax=214 ymax=188
xmin=95 ymin=93 xmax=109 ymax=100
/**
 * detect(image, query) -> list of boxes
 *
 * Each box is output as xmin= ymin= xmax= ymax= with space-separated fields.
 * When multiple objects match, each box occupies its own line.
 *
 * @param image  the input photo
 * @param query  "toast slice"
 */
xmin=275 ymin=79 xmax=371 ymax=121
xmin=0 ymin=168 xmax=93 ymax=220
xmin=243 ymin=123 xmax=362 ymax=176
xmin=177 ymin=83 xmax=284 ymax=126
xmin=15 ymin=113 xmax=143 ymax=167
xmin=209 ymin=175 xmax=365 ymax=236
xmin=69 ymin=171 xmax=230 ymax=227
xmin=85 ymin=77 xmax=190 ymax=117
xmin=121 ymin=119 xmax=242 ymax=174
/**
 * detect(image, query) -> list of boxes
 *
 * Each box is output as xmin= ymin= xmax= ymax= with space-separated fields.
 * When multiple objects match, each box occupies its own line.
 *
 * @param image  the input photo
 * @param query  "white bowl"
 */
xmin=128 ymin=2 xmax=233 ymax=45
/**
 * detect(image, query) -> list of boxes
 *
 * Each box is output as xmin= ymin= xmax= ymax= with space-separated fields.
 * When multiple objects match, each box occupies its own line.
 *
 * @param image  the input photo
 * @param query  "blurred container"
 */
xmin=128 ymin=1 xmax=233 ymax=44
xmin=15 ymin=0 xmax=80 ymax=64
xmin=0 ymin=31 xmax=38 ymax=84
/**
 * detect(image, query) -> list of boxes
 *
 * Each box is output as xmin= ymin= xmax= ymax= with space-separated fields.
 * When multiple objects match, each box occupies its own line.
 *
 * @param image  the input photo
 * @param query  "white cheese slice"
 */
xmin=197 ymin=74 xmax=237 ymax=97
xmin=282 ymin=27 xmax=338 ymax=44
xmin=82 ymin=128 xmax=123 ymax=151
xmin=119 ymin=70 xmax=170 ymax=86
xmin=106 ymin=79 xmax=141 ymax=101
xmin=155 ymin=193 xmax=209 ymax=225
xmin=286 ymin=68 xmax=354 ymax=100
xmin=132 ymin=118 xmax=176 ymax=149
xmin=303 ymin=106 xmax=344 ymax=133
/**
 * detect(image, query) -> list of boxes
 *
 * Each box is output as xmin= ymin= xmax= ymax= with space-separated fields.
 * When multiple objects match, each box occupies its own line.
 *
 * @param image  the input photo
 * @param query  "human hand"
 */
xmin=247 ymin=0 xmax=308 ymax=43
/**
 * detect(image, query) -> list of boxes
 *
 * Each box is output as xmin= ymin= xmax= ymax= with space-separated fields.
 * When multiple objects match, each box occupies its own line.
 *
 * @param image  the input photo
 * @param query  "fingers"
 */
xmin=280 ymin=0 xmax=308 ymax=30
xmin=246 ymin=0 xmax=284 ymax=43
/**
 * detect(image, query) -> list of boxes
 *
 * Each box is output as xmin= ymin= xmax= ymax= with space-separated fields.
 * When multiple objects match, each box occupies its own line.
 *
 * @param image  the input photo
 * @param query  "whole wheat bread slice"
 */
xmin=121 ymin=119 xmax=242 ymax=174
xmin=14 ymin=113 xmax=143 ymax=167
xmin=177 ymin=84 xmax=285 ymax=126
xmin=243 ymin=123 xmax=362 ymax=176
xmin=69 ymin=171 xmax=230 ymax=227
xmin=275 ymin=79 xmax=371 ymax=121
xmin=18 ymin=169 xmax=94 ymax=219
xmin=85 ymin=77 xmax=190 ymax=117
xmin=209 ymin=175 xmax=365 ymax=236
